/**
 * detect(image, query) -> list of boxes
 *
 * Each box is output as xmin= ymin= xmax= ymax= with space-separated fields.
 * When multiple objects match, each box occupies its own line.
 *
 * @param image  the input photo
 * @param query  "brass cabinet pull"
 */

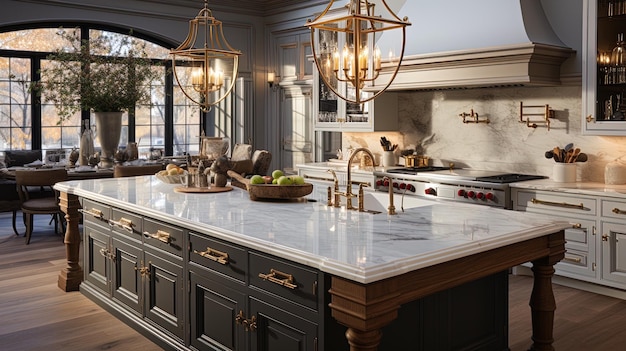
xmin=193 ymin=247 xmax=229 ymax=265
xmin=602 ymin=234 xmax=609 ymax=241
xmin=258 ymin=268 xmax=297 ymax=289
xmin=98 ymin=248 xmax=115 ymax=261
xmin=80 ymin=208 xmax=103 ymax=219
xmin=612 ymin=207 xmax=626 ymax=215
xmin=143 ymin=230 xmax=171 ymax=244
xmin=235 ymin=311 xmax=256 ymax=332
xmin=572 ymin=223 xmax=582 ymax=229
xmin=531 ymin=198 xmax=584 ymax=210
xmin=109 ymin=217 xmax=135 ymax=233
xmin=563 ymin=256 xmax=582 ymax=263
xmin=586 ymin=114 xmax=594 ymax=123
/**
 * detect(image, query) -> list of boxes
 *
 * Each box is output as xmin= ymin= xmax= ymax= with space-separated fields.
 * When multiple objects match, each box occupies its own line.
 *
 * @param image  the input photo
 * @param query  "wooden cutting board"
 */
xmin=227 ymin=170 xmax=313 ymax=201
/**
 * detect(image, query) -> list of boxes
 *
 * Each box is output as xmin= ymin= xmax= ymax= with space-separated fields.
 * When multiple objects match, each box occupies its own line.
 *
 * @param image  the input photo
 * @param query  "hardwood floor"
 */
xmin=1 ymin=212 xmax=626 ymax=350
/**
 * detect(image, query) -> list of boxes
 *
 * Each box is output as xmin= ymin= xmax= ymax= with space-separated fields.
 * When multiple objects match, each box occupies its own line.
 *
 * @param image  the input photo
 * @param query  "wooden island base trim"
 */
xmin=329 ymin=231 xmax=565 ymax=351
xmin=57 ymin=192 xmax=83 ymax=292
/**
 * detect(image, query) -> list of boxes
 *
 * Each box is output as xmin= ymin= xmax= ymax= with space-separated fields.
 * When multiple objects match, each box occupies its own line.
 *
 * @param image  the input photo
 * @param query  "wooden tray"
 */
xmin=227 ymin=170 xmax=313 ymax=201
xmin=174 ymin=186 xmax=233 ymax=193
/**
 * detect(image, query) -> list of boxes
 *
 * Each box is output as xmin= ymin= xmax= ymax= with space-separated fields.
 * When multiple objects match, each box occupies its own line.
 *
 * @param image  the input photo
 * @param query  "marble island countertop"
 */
xmin=55 ymin=176 xmax=569 ymax=284
xmin=510 ymin=178 xmax=626 ymax=198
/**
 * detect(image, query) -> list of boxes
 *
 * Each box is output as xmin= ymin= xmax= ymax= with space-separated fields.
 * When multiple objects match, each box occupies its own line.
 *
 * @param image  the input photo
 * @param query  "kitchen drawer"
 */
xmin=142 ymin=218 xmax=184 ymax=256
xmin=81 ymin=198 xmax=111 ymax=229
xmin=601 ymin=198 xmax=626 ymax=222
xmin=110 ymin=208 xmax=142 ymax=240
xmin=189 ymin=232 xmax=247 ymax=283
xmin=516 ymin=190 xmax=597 ymax=216
xmin=563 ymin=218 xmax=596 ymax=253
xmin=249 ymin=252 xmax=319 ymax=311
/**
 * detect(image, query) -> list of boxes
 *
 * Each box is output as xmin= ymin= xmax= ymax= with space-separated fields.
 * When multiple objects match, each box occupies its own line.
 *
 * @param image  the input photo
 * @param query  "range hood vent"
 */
xmin=368 ymin=0 xmax=575 ymax=91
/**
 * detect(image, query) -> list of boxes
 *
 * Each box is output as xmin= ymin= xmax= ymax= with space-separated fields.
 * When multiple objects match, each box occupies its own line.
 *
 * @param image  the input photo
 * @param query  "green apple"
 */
xmin=271 ymin=169 xmax=284 ymax=179
xmin=277 ymin=175 xmax=292 ymax=185
xmin=272 ymin=178 xmax=278 ymax=184
xmin=250 ymin=175 xmax=264 ymax=185
xmin=290 ymin=175 xmax=305 ymax=185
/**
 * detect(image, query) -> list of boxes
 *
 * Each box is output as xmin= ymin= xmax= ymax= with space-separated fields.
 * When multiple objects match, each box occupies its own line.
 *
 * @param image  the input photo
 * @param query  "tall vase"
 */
xmin=94 ymin=112 xmax=123 ymax=169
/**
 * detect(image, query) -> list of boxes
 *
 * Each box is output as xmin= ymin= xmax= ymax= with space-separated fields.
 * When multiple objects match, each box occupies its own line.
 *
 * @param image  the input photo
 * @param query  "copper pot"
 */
xmin=404 ymin=155 xmax=429 ymax=167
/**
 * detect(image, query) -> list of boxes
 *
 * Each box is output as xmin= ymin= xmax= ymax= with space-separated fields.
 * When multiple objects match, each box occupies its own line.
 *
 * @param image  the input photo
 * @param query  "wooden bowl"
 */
xmin=228 ymin=170 xmax=313 ymax=201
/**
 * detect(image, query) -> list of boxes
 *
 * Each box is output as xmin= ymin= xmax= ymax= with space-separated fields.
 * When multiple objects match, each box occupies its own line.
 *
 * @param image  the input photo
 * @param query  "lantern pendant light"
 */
xmin=306 ymin=0 xmax=410 ymax=104
xmin=171 ymin=0 xmax=241 ymax=111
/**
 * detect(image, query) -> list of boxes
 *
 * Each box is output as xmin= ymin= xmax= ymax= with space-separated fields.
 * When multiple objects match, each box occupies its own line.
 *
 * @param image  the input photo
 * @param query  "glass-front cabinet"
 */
xmin=313 ymin=69 xmax=398 ymax=132
xmin=584 ymin=0 xmax=626 ymax=135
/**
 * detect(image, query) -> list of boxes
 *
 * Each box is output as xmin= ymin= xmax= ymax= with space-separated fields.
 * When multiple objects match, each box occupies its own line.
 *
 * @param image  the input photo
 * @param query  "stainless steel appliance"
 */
xmin=374 ymin=167 xmax=545 ymax=209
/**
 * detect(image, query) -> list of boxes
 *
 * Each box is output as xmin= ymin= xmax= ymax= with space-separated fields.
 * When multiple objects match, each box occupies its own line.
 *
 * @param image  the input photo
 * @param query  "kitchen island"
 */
xmin=54 ymin=176 xmax=568 ymax=351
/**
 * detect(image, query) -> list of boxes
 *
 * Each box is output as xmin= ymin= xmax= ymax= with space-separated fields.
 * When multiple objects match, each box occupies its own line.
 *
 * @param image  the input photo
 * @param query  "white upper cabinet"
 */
xmin=583 ymin=0 xmax=626 ymax=135
xmin=313 ymin=69 xmax=398 ymax=132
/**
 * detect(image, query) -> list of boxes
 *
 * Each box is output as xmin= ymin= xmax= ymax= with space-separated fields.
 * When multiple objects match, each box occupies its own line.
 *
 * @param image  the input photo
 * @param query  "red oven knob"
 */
xmin=399 ymin=183 xmax=407 ymax=189
xmin=383 ymin=179 xmax=390 ymax=187
xmin=485 ymin=192 xmax=495 ymax=201
xmin=476 ymin=192 xmax=485 ymax=200
xmin=457 ymin=189 xmax=466 ymax=197
xmin=425 ymin=187 xmax=436 ymax=195
xmin=376 ymin=179 xmax=383 ymax=187
xmin=467 ymin=190 xmax=476 ymax=199
xmin=393 ymin=182 xmax=399 ymax=189
xmin=407 ymin=184 xmax=416 ymax=192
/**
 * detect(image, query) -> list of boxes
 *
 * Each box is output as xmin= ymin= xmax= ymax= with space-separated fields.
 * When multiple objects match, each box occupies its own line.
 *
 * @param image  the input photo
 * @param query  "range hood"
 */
xmin=369 ymin=0 xmax=575 ymax=91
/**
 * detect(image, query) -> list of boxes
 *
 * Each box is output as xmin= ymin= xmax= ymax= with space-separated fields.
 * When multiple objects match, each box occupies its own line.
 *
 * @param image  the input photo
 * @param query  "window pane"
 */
xmin=89 ymin=29 xmax=170 ymax=59
xmin=0 ymin=57 xmax=32 ymax=150
xmin=0 ymin=28 xmax=79 ymax=52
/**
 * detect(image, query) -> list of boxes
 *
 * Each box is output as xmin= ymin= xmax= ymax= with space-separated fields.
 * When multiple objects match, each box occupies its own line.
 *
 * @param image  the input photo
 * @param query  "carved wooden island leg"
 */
xmin=57 ymin=191 xmax=83 ymax=292
xmin=528 ymin=232 xmax=566 ymax=351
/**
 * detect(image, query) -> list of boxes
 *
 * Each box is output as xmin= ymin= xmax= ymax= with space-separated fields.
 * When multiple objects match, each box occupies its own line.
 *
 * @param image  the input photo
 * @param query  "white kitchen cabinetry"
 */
xmin=513 ymin=189 xmax=598 ymax=280
xmin=313 ymin=68 xmax=398 ymax=132
xmin=583 ymin=0 xmax=626 ymax=135
xmin=513 ymin=187 xmax=626 ymax=290
xmin=600 ymin=198 xmax=626 ymax=285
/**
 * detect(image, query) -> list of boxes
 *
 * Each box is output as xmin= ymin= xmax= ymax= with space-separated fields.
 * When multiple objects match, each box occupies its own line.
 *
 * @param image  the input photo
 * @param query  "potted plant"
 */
xmin=36 ymin=28 xmax=160 ymax=167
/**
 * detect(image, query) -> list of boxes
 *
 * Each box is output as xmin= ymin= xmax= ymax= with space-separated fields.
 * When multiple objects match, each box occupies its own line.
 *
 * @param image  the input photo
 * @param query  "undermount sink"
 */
xmin=361 ymin=191 xmax=434 ymax=213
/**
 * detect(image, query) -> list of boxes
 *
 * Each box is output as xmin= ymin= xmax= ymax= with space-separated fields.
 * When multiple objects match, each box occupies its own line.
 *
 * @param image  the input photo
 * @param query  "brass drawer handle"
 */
xmin=563 ymin=256 xmax=582 ymax=263
xmin=80 ymin=208 xmax=104 ymax=219
xmin=531 ymin=198 xmax=584 ymax=210
xmin=143 ymin=230 xmax=171 ymax=244
xmin=258 ymin=268 xmax=297 ymax=289
xmin=109 ymin=217 xmax=135 ymax=233
xmin=612 ymin=207 xmax=626 ymax=215
xmin=99 ymin=248 xmax=115 ymax=261
xmin=193 ymin=246 xmax=229 ymax=265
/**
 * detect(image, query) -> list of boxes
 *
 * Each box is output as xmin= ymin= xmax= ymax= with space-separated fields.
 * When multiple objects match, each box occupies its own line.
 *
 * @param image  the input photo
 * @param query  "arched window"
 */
xmin=0 ymin=24 xmax=202 ymax=158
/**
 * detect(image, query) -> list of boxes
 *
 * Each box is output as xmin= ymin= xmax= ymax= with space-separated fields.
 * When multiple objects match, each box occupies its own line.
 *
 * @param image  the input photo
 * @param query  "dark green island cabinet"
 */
xmin=80 ymin=197 xmax=510 ymax=351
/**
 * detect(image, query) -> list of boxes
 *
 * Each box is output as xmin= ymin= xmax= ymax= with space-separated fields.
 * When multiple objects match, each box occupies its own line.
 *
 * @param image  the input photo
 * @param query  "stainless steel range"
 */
xmin=374 ymin=167 xmax=545 ymax=209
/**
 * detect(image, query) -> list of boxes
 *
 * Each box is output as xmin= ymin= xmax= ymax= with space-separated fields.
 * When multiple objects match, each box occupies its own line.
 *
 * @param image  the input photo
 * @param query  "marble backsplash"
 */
xmin=343 ymin=85 xmax=626 ymax=183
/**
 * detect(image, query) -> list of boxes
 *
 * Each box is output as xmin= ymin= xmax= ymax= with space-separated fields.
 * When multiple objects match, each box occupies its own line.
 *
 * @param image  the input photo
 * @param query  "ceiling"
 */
xmin=162 ymin=0 xmax=324 ymax=17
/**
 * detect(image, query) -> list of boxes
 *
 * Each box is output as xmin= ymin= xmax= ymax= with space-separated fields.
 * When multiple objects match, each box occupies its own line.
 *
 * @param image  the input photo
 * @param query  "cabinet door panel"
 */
xmin=84 ymin=225 xmax=110 ymax=293
xmin=249 ymin=297 xmax=317 ymax=351
xmin=602 ymin=222 xmax=626 ymax=285
xmin=112 ymin=236 xmax=142 ymax=315
xmin=144 ymin=250 xmax=184 ymax=340
xmin=190 ymin=271 xmax=246 ymax=351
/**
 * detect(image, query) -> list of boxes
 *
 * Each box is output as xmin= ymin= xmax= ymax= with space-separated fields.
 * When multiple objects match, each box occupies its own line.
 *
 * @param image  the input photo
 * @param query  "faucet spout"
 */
xmin=346 ymin=147 xmax=376 ymax=210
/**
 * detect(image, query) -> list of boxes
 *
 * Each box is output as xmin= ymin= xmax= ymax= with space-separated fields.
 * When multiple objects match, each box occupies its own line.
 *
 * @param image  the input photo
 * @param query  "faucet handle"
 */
xmin=357 ymin=183 xmax=369 ymax=212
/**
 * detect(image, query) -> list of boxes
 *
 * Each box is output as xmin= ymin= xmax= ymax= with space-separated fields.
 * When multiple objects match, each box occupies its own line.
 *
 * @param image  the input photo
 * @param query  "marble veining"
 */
xmin=55 ymin=177 xmax=569 ymax=283
xmin=343 ymin=86 xmax=626 ymax=183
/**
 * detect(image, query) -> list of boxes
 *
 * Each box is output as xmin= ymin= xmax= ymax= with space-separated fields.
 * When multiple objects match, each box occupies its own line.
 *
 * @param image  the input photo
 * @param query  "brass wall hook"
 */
xmin=459 ymin=109 xmax=489 ymax=124
xmin=519 ymin=102 xmax=555 ymax=130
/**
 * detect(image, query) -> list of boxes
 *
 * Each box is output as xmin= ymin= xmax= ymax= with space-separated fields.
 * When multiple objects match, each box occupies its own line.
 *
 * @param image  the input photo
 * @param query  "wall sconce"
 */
xmin=268 ymin=72 xmax=279 ymax=91
xmin=170 ymin=0 xmax=241 ymax=111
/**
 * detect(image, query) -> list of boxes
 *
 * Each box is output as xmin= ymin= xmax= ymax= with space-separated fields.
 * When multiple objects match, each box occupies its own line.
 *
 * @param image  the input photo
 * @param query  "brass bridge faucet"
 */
xmin=345 ymin=147 xmax=376 ymax=210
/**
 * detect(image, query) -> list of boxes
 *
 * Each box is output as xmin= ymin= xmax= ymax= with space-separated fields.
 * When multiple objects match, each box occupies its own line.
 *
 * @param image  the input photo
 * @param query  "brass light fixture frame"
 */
xmin=306 ymin=0 xmax=410 ymax=104
xmin=170 ymin=0 xmax=241 ymax=111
